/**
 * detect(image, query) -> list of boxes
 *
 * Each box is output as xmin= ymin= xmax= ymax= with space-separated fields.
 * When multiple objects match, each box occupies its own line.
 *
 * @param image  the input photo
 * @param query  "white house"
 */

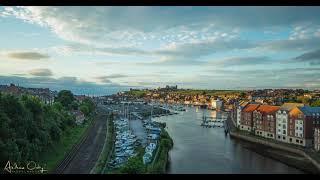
xmin=276 ymin=103 xmax=304 ymax=143
xmin=315 ymin=128 xmax=320 ymax=151
xmin=236 ymin=101 xmax=249 ymax=128
xmin=211 ymin=98 xmax=223 ymax=111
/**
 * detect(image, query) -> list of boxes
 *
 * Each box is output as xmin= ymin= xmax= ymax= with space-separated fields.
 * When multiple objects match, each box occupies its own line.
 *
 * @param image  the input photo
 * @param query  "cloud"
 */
xmin=259 ymin=37 xmax=320 ymax=51
xmin=94 ymin=76 xmax=112 ymax=84
xmin=28 ymin=68 xmax=53 ymax=76
xmin=208 ymin=56 xmax=271 ymax=67
xmin=106 ymin=74 xmax=128 ymax=79
xmin=4 ymin=6 xmax=320 ymax=48
xmin=294 ymin=49 xmax=320 ymax=65
xmin=0 ymin=75 xmax=133 ymax=95
xmin=7 ymin=52 xmax=49 ymax=60
xmin=94 ymin=74 xmax=128 ymax=84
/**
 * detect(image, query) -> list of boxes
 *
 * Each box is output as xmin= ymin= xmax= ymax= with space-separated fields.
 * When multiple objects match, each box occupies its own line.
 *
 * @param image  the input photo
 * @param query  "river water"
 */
xmin=153 ymin=106 xmax=304 ymax=174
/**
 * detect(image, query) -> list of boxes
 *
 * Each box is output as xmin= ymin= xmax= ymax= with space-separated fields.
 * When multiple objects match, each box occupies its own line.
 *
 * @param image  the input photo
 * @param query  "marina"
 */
xmin=153 ymin=106 xmax=304 ymax=174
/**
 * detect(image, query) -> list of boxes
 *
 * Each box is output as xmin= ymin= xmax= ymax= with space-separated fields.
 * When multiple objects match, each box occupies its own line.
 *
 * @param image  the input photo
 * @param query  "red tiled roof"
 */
xmin=256 ymin=105 xmax=280 ymax=114
xmin=243 ymin=104 xmax=260 ymax=112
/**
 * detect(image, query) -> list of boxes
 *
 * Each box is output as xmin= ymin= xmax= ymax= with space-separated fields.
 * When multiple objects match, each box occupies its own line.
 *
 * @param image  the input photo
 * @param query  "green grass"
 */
xmin=126 ymin=90 xmax=147 ymax=98
xmin=146 ymin=128 xmax=173 ymax=174
xmin=91 ymin=115 xmax=115 ymax=174
xmin=39 ymin=117 xmax=93 ymax=173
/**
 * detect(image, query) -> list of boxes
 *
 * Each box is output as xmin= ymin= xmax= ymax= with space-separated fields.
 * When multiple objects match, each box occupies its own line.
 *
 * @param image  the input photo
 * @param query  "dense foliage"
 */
xmin=311 ymin=100 xmax=320 ymax=107
xmin=79 ymin=98 xmax=95 ymax=116
xmin=148 ymin=129 xmax=173 ymax=174
xmin=0 ymin=91 xmax=95 ymax=168
xmin=55 ymin=90 xmax=75 ymax=109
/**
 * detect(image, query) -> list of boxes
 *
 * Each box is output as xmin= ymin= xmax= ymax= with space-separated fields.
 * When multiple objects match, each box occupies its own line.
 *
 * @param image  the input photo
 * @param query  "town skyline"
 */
xmin=1 ymin=6 xmax=320 ymax=94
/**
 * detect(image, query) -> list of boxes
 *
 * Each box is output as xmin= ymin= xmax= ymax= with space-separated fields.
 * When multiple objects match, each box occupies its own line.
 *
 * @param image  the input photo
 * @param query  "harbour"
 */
xmin=153 ymin=106 xmax=304 ymax=174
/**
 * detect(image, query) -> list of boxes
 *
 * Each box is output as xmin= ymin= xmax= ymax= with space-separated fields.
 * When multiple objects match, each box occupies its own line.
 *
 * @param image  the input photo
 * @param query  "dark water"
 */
xmin=154 ymin=106 xmax=304 ymax=174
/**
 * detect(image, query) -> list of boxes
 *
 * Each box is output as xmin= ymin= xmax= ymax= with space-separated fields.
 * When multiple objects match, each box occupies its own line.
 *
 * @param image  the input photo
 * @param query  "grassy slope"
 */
xmin=39 ymin=117 xmax=93 ymax=173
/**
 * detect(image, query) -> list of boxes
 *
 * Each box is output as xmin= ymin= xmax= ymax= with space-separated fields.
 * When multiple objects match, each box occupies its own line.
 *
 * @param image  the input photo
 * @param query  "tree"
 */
xmin=71 ymin=101 xmax=79 ymax=110
xmin=55 ymin=90 xmax=74 ymax=109
xmin=239 ymin=92 xmax=246 ymax=98
xmin=0 ymin=92 xmax=78 ymax=165
xmin=297 ymin=96 xmax=311 ymax=105
xmin=311 ymin=100 xmax=320 ymax=107
xmin=79 ymin=105 xmax=90 ymax=116
xmin=119 ymin=156 xmax=146 ymax=174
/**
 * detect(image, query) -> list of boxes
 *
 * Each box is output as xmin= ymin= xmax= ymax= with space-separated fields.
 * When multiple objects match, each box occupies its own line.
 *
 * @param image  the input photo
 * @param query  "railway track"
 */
xmin=52 ymin=114 xmax=96 ymax=174
xmin=53 ymin=106 xmax=109 ymax=174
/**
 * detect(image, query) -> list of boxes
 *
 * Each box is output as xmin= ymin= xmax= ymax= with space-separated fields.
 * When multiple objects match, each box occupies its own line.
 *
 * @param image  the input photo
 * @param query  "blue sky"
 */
xmin=0 ymin=6 xmax=320 ymax=95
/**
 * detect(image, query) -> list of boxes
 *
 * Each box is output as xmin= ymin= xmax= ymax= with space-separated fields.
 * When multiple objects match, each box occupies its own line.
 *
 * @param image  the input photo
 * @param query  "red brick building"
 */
xmin=253 ymin=105 xmax=280 ymax=139
xmin=288 ymin=106 xmax=320 ymax=147
xmin=240 ymin=104 xmax=260 ymax=132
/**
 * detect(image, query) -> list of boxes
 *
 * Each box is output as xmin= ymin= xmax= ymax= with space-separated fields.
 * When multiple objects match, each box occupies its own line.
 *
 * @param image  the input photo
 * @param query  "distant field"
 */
xmin=126 ymin=90 xmax=148 ymax=97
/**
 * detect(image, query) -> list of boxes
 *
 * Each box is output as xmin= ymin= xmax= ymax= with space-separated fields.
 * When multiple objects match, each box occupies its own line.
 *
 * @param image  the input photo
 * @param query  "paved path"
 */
xmin=62 ymin=106 xmax=108 ymax=174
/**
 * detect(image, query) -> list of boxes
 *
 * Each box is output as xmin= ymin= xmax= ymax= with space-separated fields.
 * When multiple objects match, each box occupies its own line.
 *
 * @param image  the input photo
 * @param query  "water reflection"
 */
xmin=154 ymin=106 xmax=304 ymax=174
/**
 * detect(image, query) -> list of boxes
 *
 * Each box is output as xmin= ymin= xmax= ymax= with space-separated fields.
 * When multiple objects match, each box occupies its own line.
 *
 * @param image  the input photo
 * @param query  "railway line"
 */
xmin=53 ymin=106 xmax=109 ymax=174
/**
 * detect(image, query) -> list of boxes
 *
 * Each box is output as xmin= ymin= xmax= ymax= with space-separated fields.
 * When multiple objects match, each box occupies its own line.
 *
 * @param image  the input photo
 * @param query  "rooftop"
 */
xmin=280 ymin=103 xmax=305 ymax=111
xmin=243 ymin=104 xmax=260 ymax=112
xmin=256 ymin=105 xmax=280 ymax=114
xmin=298 ymin=106 xmax=320 ymax=116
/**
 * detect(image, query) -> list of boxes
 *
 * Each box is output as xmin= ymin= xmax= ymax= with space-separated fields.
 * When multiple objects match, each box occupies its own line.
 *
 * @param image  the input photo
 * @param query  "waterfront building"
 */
xmin=315 ymin=128 xmax=320 ymax=151
xmin=236 ymin=101 xmax=249 ymax=128
xmin=240 ymin=104 xmax=260 ymax=132
xmin=211 ymin=98 xmax=223 ymax=111
xmin=253 ymin=105 xmax=280 ymax=139
xmin=288 ymin=106 xmax=320 ymax=147
xmin=276 ymin=103 xmax=305 ymax=143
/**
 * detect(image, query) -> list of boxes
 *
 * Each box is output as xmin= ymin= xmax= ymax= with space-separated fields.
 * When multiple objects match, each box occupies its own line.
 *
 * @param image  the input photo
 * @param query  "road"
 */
xmin=62 ymin=105 xmax=109 ymax=174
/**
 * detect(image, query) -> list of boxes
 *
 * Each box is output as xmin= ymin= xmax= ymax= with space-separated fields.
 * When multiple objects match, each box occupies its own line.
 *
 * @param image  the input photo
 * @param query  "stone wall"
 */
xmin=229 ymin=131 xmax=320 ymax=173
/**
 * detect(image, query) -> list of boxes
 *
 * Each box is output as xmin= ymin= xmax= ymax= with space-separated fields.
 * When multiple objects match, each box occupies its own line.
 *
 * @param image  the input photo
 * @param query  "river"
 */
xmin=153 ymin=106 xmax=304 ymax=174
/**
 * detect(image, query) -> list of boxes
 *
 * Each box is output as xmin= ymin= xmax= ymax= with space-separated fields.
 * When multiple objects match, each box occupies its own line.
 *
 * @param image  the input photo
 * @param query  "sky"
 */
xmin=0 ymin=6 xmax=320 ymax=95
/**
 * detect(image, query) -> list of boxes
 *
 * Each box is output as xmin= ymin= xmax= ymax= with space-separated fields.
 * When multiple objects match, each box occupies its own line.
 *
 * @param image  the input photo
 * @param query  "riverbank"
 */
xmin=229 ymin=130 xmax=320 ymax=174
xmin=147 ymin=126 xmax=174 ymax=173
xmin=105 ymin=125 xmax=173 ymax=174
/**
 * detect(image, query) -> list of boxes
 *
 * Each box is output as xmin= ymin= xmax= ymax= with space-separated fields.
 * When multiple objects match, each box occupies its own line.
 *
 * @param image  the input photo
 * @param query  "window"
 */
xmin=283 ymin=130 xmax=286 ymax=134
xmin=300 ymin=140 xmax=303 ymax=144
xmin=296 ymin=133 xmax=298 ymax=136
xmin=283 ymin=136 xmax=286 ymax=140
xmin=289 ymin=138 xmax=292 ymax=142
xmin=296 ymin=139 xmax=299 ymax=143
xmin=278 ymin=135 xmax=280 ymax=139
xmin=300 ymin=127 xmax=302 ymax=131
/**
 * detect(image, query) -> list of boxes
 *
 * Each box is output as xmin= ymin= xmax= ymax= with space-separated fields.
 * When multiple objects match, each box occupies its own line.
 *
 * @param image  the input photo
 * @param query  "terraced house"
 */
xmin=253 ymin=105 xmax=280 ymax=139
xmin=315 ymin=128 xmax=320 ymax=151
xmin=236 ymin=101 xmax=249 ymax=128
xmin=288 ymin=106 xmax=320 ymax=147
xmin=276 ymin=103 xmax=305 ymax=143
xmin=240 ymin=104 xmax=260 ymax=132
